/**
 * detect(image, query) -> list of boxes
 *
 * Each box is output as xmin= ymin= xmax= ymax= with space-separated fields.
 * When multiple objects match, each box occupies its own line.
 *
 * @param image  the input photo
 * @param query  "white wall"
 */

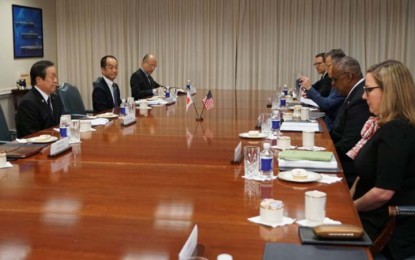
xmin=0 ymin=0 xmax=56 ymax=128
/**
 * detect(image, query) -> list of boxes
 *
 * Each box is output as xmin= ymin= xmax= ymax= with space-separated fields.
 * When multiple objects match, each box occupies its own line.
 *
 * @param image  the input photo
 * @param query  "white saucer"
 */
xmin=239 ymin=132 xmax=268 ymax=139
xmin=271 ymin=145 xmax=297 ymax=150
xmin=136 ymin=107 xmax=152 ymax=110
xmin=27 ymin=135 xmax=58 ymax=144
xmin=277 ymin=170 xmax=322 ymax=183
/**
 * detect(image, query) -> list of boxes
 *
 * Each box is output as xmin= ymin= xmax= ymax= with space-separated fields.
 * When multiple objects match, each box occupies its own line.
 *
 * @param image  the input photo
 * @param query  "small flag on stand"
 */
xmin=202 ymin=90 xmax=214 ymax=111
xmin=186 ymin=91 xmax=193 ymax=112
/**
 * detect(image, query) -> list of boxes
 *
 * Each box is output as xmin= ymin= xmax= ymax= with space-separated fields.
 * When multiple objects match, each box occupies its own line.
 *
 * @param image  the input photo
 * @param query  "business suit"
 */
xmin=330 ymin=79 xmax=371 ymax=185
xmin=92 ymin=77 xmax=122 ymax=113
xmin=130 ymin=68 xmax=160 ymax=100
xmin=16 ymin=87 xmax=62 ymax=138
xmin=305 ymin=87 xmax=345 ymax=130
xmin=312 ymin=73 xmax=331 ymax=97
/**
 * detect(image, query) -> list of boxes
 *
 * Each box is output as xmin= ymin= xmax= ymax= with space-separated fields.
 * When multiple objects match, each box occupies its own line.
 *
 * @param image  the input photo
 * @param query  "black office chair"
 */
xmin=93 ymin=77 xmax=102 ymax=89
xmin=0 ymin=105 xmax=14 ymax=142
xmin=57 ymin=83 xmax=93 ymax=118
xmin=371 ymin=206 xmax=415 ymax=256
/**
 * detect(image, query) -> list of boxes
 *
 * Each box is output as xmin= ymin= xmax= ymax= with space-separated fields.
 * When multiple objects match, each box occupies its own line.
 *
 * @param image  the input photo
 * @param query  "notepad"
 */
xmin=279 ymin=150 xmax=334 ymax=162
xmin=281 ymin=121 xmax=321 ymax=132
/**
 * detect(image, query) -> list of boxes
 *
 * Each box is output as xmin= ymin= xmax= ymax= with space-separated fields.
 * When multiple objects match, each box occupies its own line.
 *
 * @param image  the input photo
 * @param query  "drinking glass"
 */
xmin=69 ymin=120 xmax=81 ymax=143
xmin=244 ymin=146 xmax=260 ymax=178
xmin=259 ymin=113 xmax=272 ymax=136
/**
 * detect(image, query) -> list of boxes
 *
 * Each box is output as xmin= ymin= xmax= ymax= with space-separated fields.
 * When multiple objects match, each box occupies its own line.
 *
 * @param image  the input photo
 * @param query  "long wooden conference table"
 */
xmin=0 ymin=89 xmax=369 ymax=259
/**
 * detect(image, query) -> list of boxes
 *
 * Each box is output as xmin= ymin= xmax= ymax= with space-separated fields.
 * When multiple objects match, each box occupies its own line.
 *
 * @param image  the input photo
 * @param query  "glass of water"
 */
xmin=260 ymin=113 xmax=272 ymax=136
xmin=244 ymin=146 xmax=260 ymax=178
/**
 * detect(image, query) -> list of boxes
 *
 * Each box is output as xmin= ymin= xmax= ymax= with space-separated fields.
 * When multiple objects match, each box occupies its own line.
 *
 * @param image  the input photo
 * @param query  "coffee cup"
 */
xmin=305 ymin=190 xmax=326 ymax=223
xmin=139 ymin=101 xmax=149 ymax=109
xmin=302 ymin=131 xmax=315 ymax=148
xmin=80 ymin=120 xmax=92 ymax=132
xmin=283 ymin=112 xmax=293 ymax=121
xmin=277 ymin=136 xmax=291 ymax=150
xmin=301 ymin=107 xmax=310 ymax=120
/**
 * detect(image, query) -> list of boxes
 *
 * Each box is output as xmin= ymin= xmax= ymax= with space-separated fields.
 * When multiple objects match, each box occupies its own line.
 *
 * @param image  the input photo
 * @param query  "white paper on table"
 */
xmin=278 ymin=155 xmax=338 ymax=170
xmin=296 ymin=217 xmax=341 ymax=227
xmin=301 ymin=97 xmax=319 ymax=108
xmin=90 ymin=118 xmax=109 ymax=126
xmin=248 ymin=216 xmax=296 ymax=228
xmin=281 ymin=121 xmax=320 ymax=132
xmin=319 ymin=174 xmax=342 ymax=184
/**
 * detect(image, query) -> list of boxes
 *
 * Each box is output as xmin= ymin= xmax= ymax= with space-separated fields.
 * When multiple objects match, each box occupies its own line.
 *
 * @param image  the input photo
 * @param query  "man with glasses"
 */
xmin=300 ymin=49 xmax=346 ymax=130
xmin=130 ymin=53 xmax=163 ymax=100
xmin=330 ymin=56 xmax=370 ymax=187
xmin=300 ymin=52 xmax=331 ymax=97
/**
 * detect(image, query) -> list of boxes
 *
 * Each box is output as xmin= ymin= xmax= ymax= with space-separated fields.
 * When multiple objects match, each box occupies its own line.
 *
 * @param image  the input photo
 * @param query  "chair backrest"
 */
xmin=93 ymin=77 xmax=102 ymax=89
xmin=57 ymin=83 xmax=86 ymax=116
xmin=0 ymin=105 xmax=12 ymax=141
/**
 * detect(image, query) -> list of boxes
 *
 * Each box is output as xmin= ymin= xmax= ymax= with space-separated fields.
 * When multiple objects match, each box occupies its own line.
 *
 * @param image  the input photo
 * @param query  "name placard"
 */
xmin=49 ymin=138 xmax=71 ymax=157
xmin=178 ymin=225 xmax=198 ymax=260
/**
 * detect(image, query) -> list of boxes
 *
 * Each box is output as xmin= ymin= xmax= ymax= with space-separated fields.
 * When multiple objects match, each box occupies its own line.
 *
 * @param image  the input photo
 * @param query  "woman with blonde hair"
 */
xmin=349 ymin=60 xmax=415 ymax=259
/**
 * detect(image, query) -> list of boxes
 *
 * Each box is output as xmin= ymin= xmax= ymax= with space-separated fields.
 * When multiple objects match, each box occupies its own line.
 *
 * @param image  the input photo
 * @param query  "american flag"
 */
xmin=202 ymin=90 xmax=214 ymax=111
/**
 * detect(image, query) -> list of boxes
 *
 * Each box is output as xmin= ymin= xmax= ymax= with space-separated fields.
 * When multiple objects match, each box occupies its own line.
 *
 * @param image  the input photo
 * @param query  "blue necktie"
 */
xmin=112 ymin=84 xmax=119 ymax=106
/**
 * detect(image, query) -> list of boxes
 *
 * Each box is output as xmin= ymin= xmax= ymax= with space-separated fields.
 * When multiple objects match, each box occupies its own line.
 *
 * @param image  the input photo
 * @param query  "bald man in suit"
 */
xmin=16 ymin=60 xmax=62 ymax=138
xmin=130 ymin=54 xmax=163 ymax=100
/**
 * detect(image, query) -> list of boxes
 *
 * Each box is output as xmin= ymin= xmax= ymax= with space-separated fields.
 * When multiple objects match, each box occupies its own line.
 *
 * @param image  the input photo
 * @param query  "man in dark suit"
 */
xmin=301 ymin=49 xmax=346 ymax=130
xmin=92 ymin=55 xmax=122 ymax=113
xmin=130 ymin=54 xmax=162 ymax=100
xmin=330 ymin=56 xmax=371 ymax=186
xmin=16 ymin=60 xmax=62 ymax=138
xmin=301 ymin=52 xmax=332 ymax=97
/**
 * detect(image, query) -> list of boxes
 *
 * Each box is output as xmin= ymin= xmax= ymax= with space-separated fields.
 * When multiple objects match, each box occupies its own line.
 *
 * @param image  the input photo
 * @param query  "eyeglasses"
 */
xmin=331 ymin=72 xmax=349 ymax=82
xmin=363 ymin=86 xmax=382 ymax=95
xmin=313 ymin=62 xmax=324 ymax=66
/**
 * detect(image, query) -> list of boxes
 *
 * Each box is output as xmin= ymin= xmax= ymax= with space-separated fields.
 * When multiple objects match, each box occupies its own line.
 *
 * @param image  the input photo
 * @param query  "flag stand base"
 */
xmin=196 ymin=117 xmax=204 ymax=121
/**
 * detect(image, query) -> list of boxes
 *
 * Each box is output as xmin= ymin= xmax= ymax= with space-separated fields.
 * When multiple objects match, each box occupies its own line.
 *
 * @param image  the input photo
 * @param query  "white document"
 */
xmin=281 ymin=121 xmax=320 ymax=132
xmin=178 ymin=225 xmax=198 ymax=260
xmin=301 ymin=97 xmax=319 ymax=108
xmin=278 ymin=155 xmax=338 ymax=170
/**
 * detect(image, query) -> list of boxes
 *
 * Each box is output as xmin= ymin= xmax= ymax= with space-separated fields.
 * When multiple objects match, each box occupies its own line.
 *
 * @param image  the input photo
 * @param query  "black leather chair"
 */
xmin=0 ymin=105 xmax=14 ymax=142
xmin=57 ymin=83 xmax=92 ymax=118
xmin=371 ymin=206 xmax=415 ymax=257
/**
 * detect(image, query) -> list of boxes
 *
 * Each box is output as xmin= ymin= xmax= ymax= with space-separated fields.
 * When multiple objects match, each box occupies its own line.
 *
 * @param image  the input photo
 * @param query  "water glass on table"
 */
xmin=69 ymin=120 xmax=81 ymax=143
xmin=260 ymin=113 xmax=272 ymax=136
xmin=244 ymin=146 xmax=260 ymax=178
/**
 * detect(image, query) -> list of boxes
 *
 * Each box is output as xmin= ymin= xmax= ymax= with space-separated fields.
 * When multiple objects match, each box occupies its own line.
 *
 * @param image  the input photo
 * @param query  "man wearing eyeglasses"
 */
xmin=330 ymin=56 xmax=371 ymax=187
xmin=300 ymin=52 xmax=331 ymax=97
xmin=130 ymin=53 xmax=163 ymax=100
xmin=300 ymin=49 xmax=346 ymax=130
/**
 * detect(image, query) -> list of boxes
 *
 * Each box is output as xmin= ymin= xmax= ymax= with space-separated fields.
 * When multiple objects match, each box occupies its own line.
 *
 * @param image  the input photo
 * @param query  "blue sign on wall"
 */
xmin=12 ymin=5 xmax=44 ymax=58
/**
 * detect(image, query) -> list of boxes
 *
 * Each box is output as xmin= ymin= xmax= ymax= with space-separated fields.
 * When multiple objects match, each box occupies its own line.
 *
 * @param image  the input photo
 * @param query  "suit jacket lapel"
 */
xmin=100 ymin=77 xmax=116 ymax=106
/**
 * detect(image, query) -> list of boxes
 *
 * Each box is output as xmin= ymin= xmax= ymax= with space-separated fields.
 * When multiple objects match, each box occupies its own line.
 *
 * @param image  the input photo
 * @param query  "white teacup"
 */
xmin=283 ymin=112 xmax=293 ymax=121
xmin=277 ymin=136 xmax=291 ymax=149
xmin=139 ymin=101 xmax=149 ymax=109
xmin=305 ymin=190 xmax=326 ymax=223
xmin=80 ymin=120 xmax=92 ymax=132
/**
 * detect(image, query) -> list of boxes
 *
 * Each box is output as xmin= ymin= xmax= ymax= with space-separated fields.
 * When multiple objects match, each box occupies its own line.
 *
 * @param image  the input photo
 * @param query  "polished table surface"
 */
xmin=0 ymin=90 xmax=368 ymax=259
